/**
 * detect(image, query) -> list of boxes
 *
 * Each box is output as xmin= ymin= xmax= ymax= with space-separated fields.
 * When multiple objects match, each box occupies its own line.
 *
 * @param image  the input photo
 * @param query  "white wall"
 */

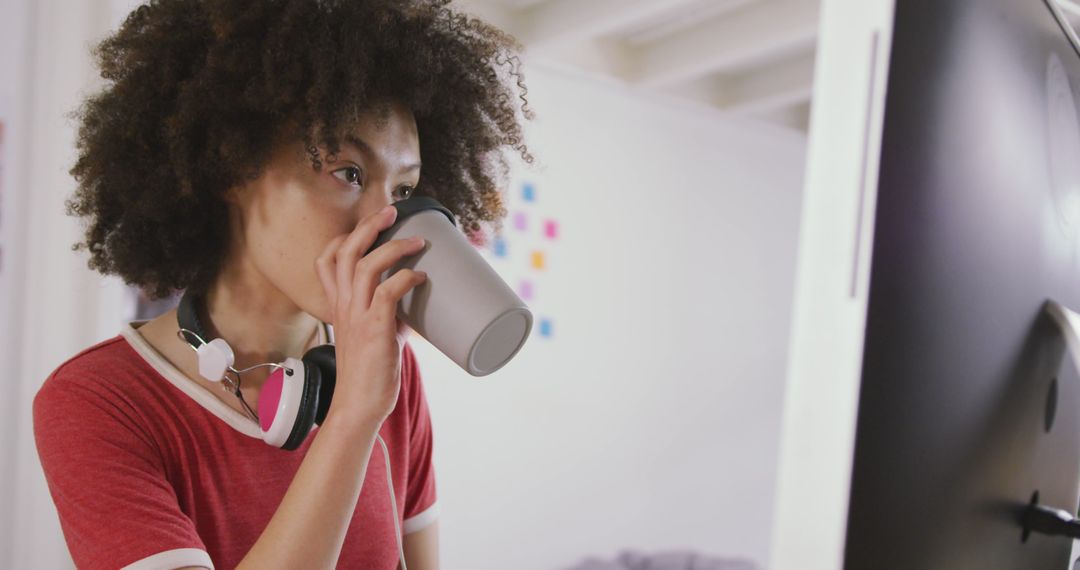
xmin=0 ymin=0 xmax=30 ymax=564
xmin=0 ymin=1 xmax=806 ymax=568
xmin=411 ymin=60 xmax=806 ymax=570
xmin=1 ymin=1 xmax=136 ymax=568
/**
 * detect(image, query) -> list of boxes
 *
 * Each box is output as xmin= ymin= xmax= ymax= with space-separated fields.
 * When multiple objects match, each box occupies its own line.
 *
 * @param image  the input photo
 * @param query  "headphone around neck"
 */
xmin=176 ymin=289 xmax=338 ymax=450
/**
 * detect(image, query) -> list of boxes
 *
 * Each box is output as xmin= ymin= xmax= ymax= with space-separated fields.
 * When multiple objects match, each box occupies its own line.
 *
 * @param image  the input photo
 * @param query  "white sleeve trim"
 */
xmin=121 ymin=548 xmax=214 ymax=570
xmin=403 ymin=501 xmax=440 ymax=534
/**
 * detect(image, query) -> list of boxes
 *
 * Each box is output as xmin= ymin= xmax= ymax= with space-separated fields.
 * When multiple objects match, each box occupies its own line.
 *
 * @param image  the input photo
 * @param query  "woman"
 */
xmin=31 ymin=0 xmax=533 ymax=568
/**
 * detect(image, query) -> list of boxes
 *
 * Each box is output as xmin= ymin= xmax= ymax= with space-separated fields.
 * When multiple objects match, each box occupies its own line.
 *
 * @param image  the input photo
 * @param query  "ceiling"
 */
xmin=452 ymin=0 xmax=822 ymax=130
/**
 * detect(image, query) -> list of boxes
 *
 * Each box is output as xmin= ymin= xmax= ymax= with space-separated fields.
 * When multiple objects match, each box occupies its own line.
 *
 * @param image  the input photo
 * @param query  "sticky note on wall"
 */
xmin=543 ymin=219 xmax=559 ymax=240
xmin=519 ymin=280 xmax=534 ymax=301
xmin=531 ymin=251 xmax=545 ymax=270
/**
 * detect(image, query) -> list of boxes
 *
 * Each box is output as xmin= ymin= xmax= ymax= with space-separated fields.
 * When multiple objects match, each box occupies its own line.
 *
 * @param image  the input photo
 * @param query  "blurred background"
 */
xmin=0 ymin=0 xmax=815 ymax=568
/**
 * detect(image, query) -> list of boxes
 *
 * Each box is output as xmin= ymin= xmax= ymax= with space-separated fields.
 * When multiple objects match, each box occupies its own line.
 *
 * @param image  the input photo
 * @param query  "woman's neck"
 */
xmin=201 ymin=258 xmax=321 ymax=374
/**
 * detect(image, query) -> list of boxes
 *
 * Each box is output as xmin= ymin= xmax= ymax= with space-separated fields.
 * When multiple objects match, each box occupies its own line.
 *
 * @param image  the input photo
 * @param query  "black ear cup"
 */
xmin=305 ymin=345 xmax=337 ymax=426
xmin=281 ymin=360 xmax=322 ymax=451
xmin=279 ymin=344 xmax=337 ymax=450
xmin=177 ymin=289 xmax=209 ymax=347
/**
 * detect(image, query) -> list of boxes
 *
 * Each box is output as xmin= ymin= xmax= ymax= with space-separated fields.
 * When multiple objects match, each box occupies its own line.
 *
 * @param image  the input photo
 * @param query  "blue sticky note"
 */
xmin=522 ymin=182 xmax=536 ymax=202
xmin=539 ymin=318 xmax=552 ymax=338
xmin=493 ymin=236 xmax=507 ymax=258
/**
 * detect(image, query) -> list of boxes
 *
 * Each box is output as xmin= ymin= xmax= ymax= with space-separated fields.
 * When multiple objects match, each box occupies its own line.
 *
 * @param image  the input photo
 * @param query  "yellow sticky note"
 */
xmin=531 ymin=251 xmax=545 ymax=270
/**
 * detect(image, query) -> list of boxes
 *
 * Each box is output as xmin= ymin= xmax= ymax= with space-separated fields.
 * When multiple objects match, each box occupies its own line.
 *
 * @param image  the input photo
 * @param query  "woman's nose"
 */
xmin=360 ymin=182 xmax=395 ymax=215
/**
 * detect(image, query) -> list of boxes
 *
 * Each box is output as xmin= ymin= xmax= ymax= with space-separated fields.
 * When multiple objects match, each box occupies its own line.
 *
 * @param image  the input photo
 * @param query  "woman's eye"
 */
xmin=331 ymin=166 xmax=362 ymax=187
xmin=397 ymin=186 xmax=415 ymax=200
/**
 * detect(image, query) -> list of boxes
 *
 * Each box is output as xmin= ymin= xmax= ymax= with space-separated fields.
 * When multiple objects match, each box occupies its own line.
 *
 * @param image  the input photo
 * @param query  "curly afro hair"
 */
xmin=66 ymin=0 xmax=535 ymax=299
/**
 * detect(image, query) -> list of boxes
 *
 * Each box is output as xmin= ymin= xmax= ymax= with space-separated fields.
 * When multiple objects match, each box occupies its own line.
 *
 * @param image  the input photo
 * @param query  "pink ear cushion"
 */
xmin=260 ymin=369 xmax=285 ymax=432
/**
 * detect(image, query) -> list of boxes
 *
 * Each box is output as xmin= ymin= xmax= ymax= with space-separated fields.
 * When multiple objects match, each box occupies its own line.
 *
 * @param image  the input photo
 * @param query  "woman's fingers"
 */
xmin=317 ymin=205 xmax=427 ymax=333
xmin=334 ymin=206 xmax=399 ymax=310
xmin=352 ymin=236 xmax=426 ymax=310
xmin=315 ymin=234 xmax=347 ymax=313
xmin=370 ymin=268 xmax=428 ymax=326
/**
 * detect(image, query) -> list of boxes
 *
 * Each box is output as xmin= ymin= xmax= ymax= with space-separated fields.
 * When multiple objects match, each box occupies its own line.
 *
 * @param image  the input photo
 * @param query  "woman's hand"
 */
xmin=315 ymin=204 xmax=428 ymax=428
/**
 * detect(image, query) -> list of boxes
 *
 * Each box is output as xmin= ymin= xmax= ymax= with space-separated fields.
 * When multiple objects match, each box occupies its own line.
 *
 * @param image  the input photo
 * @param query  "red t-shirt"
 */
xmin=32 ymin=321 xmax=438 ymax=570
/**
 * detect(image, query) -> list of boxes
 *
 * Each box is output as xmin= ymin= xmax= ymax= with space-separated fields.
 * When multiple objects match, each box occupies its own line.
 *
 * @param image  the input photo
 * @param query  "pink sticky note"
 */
xmin=514 ymin=212 xmax=528 ymax=231
xmin=519 ymin=280 xmax=534 ymax=301
xmin=544 ymin=219 xmax=559 ymax=239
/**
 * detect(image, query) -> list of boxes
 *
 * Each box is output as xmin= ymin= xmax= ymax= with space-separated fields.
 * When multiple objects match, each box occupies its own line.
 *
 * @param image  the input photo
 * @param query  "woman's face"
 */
xmin=226 ymin=100 xmax=422 ymax=323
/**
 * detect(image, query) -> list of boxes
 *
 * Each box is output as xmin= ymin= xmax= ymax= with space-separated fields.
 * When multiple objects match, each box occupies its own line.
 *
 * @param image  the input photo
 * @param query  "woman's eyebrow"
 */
xmin=343 ymin=134 xmax=422 ymax=172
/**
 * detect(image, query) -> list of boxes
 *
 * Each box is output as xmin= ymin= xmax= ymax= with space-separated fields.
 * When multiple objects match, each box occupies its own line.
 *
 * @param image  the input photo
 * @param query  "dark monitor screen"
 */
xmin=845 ymin=0 xmax=1080 ymax=568
xmin=769 ymin=1 xmax=1080 ymax=567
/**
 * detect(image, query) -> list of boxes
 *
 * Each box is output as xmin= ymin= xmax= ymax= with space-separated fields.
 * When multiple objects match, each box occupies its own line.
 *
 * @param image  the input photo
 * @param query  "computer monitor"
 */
xmin=771 ymin=0 xmax=1080 ymax=568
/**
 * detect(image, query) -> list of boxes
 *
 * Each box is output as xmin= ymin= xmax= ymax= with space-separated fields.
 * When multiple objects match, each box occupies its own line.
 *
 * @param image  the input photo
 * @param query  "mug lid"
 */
xmin=365 ymin=195 xmax=458 ymax=255
xmin=392 ymin=195 xmax=457 ymax=227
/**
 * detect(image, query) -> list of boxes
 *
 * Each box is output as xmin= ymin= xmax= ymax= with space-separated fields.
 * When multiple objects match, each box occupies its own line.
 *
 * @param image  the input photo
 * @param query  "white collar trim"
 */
xmin=119 ymin=320 xmax=332 ymax=439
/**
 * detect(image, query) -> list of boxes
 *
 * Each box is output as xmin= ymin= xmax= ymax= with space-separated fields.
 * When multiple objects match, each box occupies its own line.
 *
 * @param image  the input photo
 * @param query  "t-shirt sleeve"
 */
xmin=33 ymin=369 xmax=213 ymax=570
xmin=401 ymin=342 xmax=439 ymax=535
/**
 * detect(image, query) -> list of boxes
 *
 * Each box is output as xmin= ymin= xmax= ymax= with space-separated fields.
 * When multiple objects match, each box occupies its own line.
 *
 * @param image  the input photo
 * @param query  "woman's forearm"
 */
xmin=235 ymin=415 xmax=383 ymax=570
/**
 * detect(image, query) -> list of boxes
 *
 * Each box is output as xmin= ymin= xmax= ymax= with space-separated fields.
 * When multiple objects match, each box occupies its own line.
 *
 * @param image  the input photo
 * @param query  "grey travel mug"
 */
xmin=365 ymin=196 xmax=533 ymax=376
